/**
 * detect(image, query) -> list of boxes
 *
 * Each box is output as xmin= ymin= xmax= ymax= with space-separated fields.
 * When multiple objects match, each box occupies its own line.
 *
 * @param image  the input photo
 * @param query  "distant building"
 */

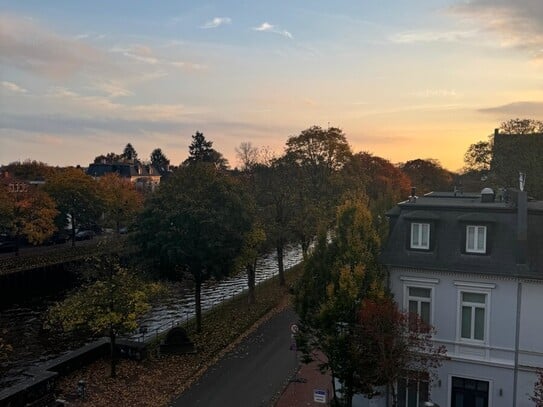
xmin=381 ymin=187 xmax=543 ymax=406
xmin=86 ymin=161 xmax=161 ymax=191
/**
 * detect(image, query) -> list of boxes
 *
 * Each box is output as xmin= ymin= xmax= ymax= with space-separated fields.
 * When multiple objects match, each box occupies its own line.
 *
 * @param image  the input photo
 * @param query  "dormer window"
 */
xmin=411 ymin=223 xmax=430 ymax=250
xmin=466 ymin=225 xmax=486 ymax=254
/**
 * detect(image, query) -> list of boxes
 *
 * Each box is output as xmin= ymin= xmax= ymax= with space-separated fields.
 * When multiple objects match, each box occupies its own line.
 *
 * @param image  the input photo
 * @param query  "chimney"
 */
xmin=481 ymin=187 xmax=495 ymax=203
xmin=516 ymin=190 xmax=528 ymax=264
xmin=494 ymin=128 xmax=499 ymax=137
xmin=409 ymin=187 xmax=417 ymax=203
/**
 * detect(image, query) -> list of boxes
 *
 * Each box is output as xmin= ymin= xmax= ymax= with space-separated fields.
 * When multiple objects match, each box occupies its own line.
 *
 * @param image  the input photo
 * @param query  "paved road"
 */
xmin=171 ymin=308 xmax=299 ymax=407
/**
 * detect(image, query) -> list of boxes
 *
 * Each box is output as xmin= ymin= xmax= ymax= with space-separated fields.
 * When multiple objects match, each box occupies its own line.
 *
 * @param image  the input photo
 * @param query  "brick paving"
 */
xmin=275 ymin=358 xmax=333 ymax=407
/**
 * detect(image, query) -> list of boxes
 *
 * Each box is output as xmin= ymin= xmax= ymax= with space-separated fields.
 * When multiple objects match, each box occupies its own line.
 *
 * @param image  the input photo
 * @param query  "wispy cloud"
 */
xmin=390 ymin=29 xmax=478 ymax=44
xmin=449 ymin=0 xmax=543 ymax=59
xmin=0 ymin=14 xmax=111 ymax=79
xmin=412 ymin=89 xmax=458 ymax=98
xmin=201 ymin=17 xmax=231 ymax=29
xmin=90 ymin=81 xmax=133 ymax=98
xmin=253 ymin=22 xmax=293 ymax=39
xmin=109 ymin=44 xmax=207 ymax=72
xmin=478 ymin=101 xmax=543 ymax=117
xmin=1 ymin=80 xmax=27 ymax=93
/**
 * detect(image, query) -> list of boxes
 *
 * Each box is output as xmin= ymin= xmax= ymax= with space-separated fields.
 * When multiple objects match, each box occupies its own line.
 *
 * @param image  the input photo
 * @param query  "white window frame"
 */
xmin=466 ymin=225 xmax=487 ymax=254
xmin=404 ymin=285 xmax=433 ymax=326
xmin=410 ymin=222 xmax=430 ymax=250
xmin=455 ymin=285 xmax=492 ymax=344
xmin=397 ymin=378 xmax=429 ymax=407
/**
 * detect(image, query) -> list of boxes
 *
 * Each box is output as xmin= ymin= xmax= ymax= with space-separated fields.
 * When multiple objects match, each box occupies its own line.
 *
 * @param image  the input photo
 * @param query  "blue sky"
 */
xmin=1 ymin=0 xmax=543 ymax=170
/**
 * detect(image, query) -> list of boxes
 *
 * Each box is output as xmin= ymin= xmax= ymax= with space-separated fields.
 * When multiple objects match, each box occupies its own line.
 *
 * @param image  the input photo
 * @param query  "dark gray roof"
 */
xmin=87 ymin=163 xmax=159 ymax=178
xmin=381 ymin=190 xmax=543 ymax=278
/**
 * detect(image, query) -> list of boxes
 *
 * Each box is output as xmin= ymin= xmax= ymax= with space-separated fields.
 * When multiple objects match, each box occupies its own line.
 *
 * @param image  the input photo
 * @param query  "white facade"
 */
xmin=388 ymin=268 xmax=543 ymax=406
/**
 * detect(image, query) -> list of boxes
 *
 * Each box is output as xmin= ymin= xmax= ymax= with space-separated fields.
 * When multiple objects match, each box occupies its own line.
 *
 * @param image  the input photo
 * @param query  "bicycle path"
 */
xmin=170 ymin=307 xmax=300 ymax=407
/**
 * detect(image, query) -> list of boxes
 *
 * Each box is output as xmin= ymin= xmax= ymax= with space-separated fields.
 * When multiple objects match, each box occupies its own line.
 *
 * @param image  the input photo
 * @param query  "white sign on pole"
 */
xmin=313 ymin=389 xmax=327 ymax=403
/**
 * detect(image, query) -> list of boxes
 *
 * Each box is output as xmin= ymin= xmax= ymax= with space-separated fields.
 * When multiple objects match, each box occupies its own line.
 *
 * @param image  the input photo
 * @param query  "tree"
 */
xmin=44 ymin=168 xmax=104 ymax=246
xmin=0 ymin=332 xmax=12 ymax=362
xmin=464 ymin=140 xmax=493 ymax=173
xmin=150 ymin=148 xmax=170 ymax=175
xmin=356 ymin=297 xmax=447 ymax=406
xmin=183 ymin=131 xmax=229 ymax=169
xmin=531 ymin=369 xmax=543 ymax=406
xmin=400 ymin=159 xmax=454 ymax=195
xmin=122 ymin=143 xmax=138 ymax=161
xmin=285 ymin=126 xmax=352 ymax=172
xmin=295 ymin=198 xmax=383 ymax=406
xmin=342 ymin=153 xmax=411 ymax=240
xmin=0 ymin=185 xmax=15 ymax=232
xmin=98 ymin=173 xmax=143 ymax=233
xmin=500 ymin=118 xmax=543 ymax=135
xmin=238 ymin=225 xmax=266 ymax=305
xmin=284 ymin=126 xmax=353 ymax=256
xmin=135 ymin=163 xmax=252 ymax=332
xmin=235 ymin=142 xmax=261 ymax=171
xmin=46 ymin=254 xmax=161 ymax=378
xmin=0 ymin=184 xmax=58 ymax=247
xmin=2 ymin=160 xmax=55 ymax=181
xmin=13 ymin=189 xmax=59 ymax=245
xmin=253 ymin=160 xmax=296 ymax=286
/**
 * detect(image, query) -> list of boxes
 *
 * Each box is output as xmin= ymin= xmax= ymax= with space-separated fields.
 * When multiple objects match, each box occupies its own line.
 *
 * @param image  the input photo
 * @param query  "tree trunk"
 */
xmin=344 ymin=377 xmax=353 ymax=407
xmin=390 ymin=383 xmax=398 ymax=407
xmin=195 ymin=277 xmax=202 ymax=333
xmin=71 ymin=212 xmax=76 ymax=247
xmin=277 ymin=243 xmax=286 ymax=286
xmin=109 ymin=329 xmax=117 ymax=378
xmin=331 ymin=370 xmax=339 ymax=406
xmin=247 ymin=261 xmax=256 ymax=305
xmin=301 ymin=239 xmax=309 ymax=261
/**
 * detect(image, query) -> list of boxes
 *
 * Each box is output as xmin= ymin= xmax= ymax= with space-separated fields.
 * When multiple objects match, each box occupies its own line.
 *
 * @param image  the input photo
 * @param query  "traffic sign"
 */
xmin=313 ymin=389 xmax=327 ymax=403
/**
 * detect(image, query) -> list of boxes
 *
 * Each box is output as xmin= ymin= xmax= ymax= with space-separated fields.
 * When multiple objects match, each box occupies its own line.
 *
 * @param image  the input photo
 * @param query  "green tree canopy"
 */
xmin=2 ymin=160 xmax=55 ymax=181
xmin=44 ymin=168 xmax=104 ymax=245
xmin=253 ymin=160 xmax=296 ymax=286
xmin=499 ymin=118 xmax=543 ymax=135
xmin=122 ymin=143 xmax=138 ymax=161
xmin=284 ymin=126 xmax=353 ymax=257
xmin=399 ymin=158 xmax=454 ymax=195
xmin=295 ymin=198 xmax=383 ymax=406
xmin=183 ymin=131 xmax=229 ymax=170
xmin=46 ymin=254 xmax=161 ymax=377
xmin=150 ymin=148 xmax=170 ymax=175
xmin=464 ymin=140 xmax=493 ymax=172
xmin=98 ymin=173 xmax=143 ymax=232
xmin=135 ymin=163 xmax=252 ymax=331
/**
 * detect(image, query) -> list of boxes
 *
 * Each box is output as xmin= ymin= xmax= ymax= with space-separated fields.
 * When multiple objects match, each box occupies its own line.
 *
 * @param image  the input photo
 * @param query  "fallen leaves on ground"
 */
xmin=55 ymin=266 xmax=302 ymax=407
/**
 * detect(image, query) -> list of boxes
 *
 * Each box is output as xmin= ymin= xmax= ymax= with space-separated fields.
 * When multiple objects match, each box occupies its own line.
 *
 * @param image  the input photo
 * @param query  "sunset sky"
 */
xmin=1 ymin=0 xmax=542 ymax=171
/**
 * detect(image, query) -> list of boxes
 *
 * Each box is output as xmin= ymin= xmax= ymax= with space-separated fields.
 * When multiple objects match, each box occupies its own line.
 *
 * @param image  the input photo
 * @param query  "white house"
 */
xmin=380 ymin=188 xmax=543 ymax=407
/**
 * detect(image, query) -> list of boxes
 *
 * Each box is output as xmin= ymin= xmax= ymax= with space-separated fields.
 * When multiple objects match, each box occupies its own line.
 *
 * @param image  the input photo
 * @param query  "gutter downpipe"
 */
xmin=512 ymin=279 xmax=521 ymax=407
xmin=513 ymin=190 xmax=527 ymax=407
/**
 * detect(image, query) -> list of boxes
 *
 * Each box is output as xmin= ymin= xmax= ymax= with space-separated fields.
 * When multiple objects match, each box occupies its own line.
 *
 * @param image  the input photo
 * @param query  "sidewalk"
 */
xmin=275 ymin=358 xmax=333 ymax=407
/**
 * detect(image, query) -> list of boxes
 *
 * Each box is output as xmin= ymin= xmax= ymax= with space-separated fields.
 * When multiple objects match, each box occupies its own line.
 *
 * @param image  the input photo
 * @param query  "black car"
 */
xmin=0 ymin=235 xmax=17 ymax=253
xmin=46 ymin=230 xmax=71 ymax=245
xmin=75 ymin=230 xmax=96 ymax=241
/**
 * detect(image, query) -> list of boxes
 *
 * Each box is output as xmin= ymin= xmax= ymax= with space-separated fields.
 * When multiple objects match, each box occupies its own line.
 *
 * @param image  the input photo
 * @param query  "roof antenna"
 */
xmin=519 ymin=172 xmax=526 ymax=192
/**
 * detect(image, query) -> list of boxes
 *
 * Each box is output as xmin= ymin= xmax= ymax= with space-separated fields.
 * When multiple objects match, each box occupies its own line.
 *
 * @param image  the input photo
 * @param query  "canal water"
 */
xmin=0 ymin=244 xmax=303 ymax=389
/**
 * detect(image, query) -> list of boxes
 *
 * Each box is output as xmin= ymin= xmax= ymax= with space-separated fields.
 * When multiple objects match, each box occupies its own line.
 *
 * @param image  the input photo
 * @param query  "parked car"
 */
xmin=46 ymin=230 xmax=71 ymax=245
xmin=0 ymin=234 xmax=17 ymax=253
xmin=75 ymin=230 xmax=95 ymax=241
